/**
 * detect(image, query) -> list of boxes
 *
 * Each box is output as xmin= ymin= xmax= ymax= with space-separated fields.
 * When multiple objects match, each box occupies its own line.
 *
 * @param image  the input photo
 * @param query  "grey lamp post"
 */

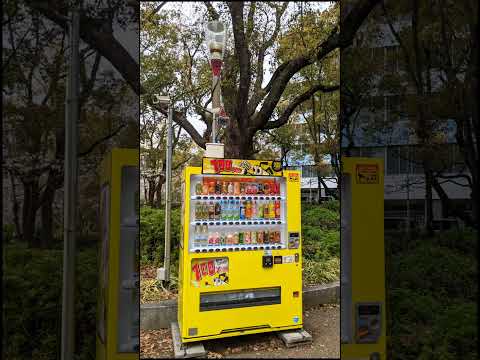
xmin=154 ymin=95 xmax=173 ymax=282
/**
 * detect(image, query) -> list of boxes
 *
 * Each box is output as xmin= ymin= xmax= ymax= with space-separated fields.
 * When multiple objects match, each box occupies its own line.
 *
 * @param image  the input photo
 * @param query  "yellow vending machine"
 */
xmin=177 ymin=158 xmax=303 ymax=343
xmin=340 ymin=157 xmax=386 ymax=360
xmin=97 ymin=148 xmax=139 ymax=360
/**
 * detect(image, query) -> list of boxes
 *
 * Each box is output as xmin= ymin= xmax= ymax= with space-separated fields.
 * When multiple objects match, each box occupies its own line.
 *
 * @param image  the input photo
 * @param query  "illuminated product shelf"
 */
xmin=191 ymin=220 xmax=283 ymax=226
xmin=191 ymin=195 xmax=284 ymax=200
xmin=191 ymin=243 xmax=285 ymax=253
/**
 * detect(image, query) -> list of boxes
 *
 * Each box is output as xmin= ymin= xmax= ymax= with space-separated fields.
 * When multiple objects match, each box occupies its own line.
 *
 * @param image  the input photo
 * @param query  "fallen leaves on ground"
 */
xmin=140 ymin=329 xmax=173 ymax=359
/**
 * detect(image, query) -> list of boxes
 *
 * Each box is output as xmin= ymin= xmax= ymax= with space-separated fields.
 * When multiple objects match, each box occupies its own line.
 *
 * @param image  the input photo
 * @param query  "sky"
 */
xmin=156 ymin=1 xmax=334 ymax=136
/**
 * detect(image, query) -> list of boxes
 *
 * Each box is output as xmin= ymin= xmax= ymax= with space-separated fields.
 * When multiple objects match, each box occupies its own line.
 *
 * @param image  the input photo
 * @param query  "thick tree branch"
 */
xmin=251 ymin=0 xmax=380 ymax=131
xmin=25 ymin=0 xmax=140 ymax=95
xmin=149 ymin=101 xmax=207 ymax=149
xmin=229 ymin=1 xmax=251 ymax=126
xmin=204 ymin=1 xmax=220 ymax=21
xmin=265 ymin=83 xmax=339 ymax=129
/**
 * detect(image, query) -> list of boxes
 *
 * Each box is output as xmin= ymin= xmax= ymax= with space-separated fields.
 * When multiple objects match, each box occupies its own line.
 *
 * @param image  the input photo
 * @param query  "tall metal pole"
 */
xmin=61 ymin=5 xmax=79 ymax=360
xmin=164 ymin=103 xmax=173 ymax=282
xmin=211 ymin=75 xmax=221 ymax=143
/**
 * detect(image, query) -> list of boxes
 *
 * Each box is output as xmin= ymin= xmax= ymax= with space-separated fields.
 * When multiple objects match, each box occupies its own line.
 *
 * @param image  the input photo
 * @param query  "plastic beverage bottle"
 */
xmin=202 ymin=178 xmax=209 ymax=195
xmin=269 ymin=201 xmax=275 ymax=219
xmin=215 ymin=202 xmax=221 ymax=220
xmin=258 ymin=202 xmax=264 ymax=219
xmin=235 ymin=200 xmax=240 ymax=220
xmin=234 ymin=181 xmax=240 ymax=195
xmin=245 ymin=200 xmax=252 ymax=219
xmin=263 ymin=201 xmax=268 ymax=219
xmin=275 ymin=200 xmax=281 ymax=219
xmin=195 ymin=182 xmax=202 ymax=195
xmin=202 ymin=225 xmax=208 ymax=246
xmin=194 ymin=224 xmax=201 ymax=247
xmin=240 ymin=202 xmax=246 ymax=220
xmin=252 ymin=200 xmax=257 ymax=219
xmin=228 ymin=181 xmax=234 ymax=195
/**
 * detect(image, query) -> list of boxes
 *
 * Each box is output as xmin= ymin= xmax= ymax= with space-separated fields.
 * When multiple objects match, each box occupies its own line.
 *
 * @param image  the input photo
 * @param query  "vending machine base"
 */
xmin=277 ymin=328 xmax=313 ymax=348
xmin=171 ymin=322 xmax=206 ymax=359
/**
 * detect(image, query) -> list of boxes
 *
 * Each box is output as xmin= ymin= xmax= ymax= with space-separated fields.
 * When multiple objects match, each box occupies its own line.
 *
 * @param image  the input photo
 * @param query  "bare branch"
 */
xmin=248 ymin=2 xmax=288 ymax=116
xmin=252 ymin=0 xmax=380 ymax=132
xmin=265 ymin=84 xmax=339 ymax=130
xmin=78 ymin=123 xmax=127 ymax=157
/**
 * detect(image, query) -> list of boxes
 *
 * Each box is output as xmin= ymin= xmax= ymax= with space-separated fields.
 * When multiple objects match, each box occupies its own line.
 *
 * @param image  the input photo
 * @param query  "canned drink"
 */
xmin=269 ymin=231 xmax=275 ymax=244
xmin=245 ymin=231 xmax=251 ymax=244
xmin=251 ymin=231 xmax=257 ymax=244
xmin=264 ymin=230 xmax=270 ymax=244
xmin=238 ymin=232 xmax=244 ymax=244
xmin=257 ymin=231 xmax=264 ymax=244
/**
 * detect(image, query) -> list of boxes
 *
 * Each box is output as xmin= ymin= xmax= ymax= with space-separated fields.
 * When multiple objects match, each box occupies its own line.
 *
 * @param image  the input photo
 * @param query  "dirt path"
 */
xmin=140 ymin=304 xmax=339 ymax=359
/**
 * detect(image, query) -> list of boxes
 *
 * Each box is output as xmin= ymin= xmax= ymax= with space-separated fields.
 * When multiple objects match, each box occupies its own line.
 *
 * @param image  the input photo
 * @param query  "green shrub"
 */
xmin=303 ymin=258 xmax=340 ymax=285
xmin=140 ymin=206 xmax=181 ymax=267
xmin=3 ymin=244 xmax=97 ymax=360
xmin=302 ymin=228 xmax=339 ymax=261
xmin=320 ymin=199 xmax=340 ymax=212
xmin=387 ymin=231 xmax=478 ymax=360
xmin=389 ymin=243 xmax=477 ymax=301
xmin=302 ymin=206 xmax=339 ymax=230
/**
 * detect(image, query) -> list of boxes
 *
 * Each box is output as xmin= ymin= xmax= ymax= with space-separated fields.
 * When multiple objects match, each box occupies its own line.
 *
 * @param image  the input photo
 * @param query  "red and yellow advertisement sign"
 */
xmin=356 ymin=164 xmax=379 ymax=184
xmin=191 ymin=257 xmax=229 ymax=288
xmin=202 ymin=158 xmax=282 ymax=177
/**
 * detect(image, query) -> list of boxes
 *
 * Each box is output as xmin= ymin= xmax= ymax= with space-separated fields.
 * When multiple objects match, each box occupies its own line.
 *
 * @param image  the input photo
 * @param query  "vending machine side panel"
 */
xmin=341 ymin=157 xmax=386 ymax=360
xmin=97 ymin=148 xmax=140 ymax=360
xmin=179 ymin=166 xmax=202 ymax=339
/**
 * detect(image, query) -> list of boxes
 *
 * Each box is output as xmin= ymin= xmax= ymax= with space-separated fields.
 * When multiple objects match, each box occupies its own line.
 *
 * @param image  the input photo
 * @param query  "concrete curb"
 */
xmin=141 ymin=282 xmax=339 ymax=330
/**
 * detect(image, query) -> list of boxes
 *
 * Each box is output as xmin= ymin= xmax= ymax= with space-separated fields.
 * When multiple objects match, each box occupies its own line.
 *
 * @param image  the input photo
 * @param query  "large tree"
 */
xmin=27 ymin=0 xmax=381 ymax=158
xmin=3 ymin=0 xmax=138 ymax=247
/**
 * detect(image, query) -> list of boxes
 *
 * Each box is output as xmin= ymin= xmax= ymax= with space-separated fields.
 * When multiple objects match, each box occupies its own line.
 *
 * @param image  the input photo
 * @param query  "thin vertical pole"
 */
xmin=61 ymin=5 xmax=79 ymax=360
xmin=212 ymin=75 xmax=221 ymax=143
xmin=164 ymin=104 xmax=173 ymax=282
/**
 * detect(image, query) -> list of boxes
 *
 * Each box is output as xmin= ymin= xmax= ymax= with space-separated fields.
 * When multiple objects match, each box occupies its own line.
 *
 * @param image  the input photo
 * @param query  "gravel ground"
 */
xmin=140 ymin=304 xmax=339 ymax=359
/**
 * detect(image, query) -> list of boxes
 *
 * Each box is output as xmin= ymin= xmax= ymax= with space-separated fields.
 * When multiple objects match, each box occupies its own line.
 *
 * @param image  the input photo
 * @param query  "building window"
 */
xmin=385 ymin=46 xmax=399 ymax=73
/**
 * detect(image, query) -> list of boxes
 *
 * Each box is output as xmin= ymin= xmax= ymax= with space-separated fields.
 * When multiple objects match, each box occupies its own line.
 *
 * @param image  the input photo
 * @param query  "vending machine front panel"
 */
xmin=178 ymin=164 xmax=303 ymax=342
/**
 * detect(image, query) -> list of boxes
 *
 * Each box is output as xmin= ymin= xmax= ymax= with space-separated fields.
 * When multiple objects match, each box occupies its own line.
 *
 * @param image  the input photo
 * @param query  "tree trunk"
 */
xmin=424 ymin=165 xmax=434 ymax=236
xmin=224 ymin=120 xmax=254 ymax=159
xmin=40 ymin=194 xmax=54 ymax=248
xmin=147 ymin=179 xmax=156 ymax=207
xmin=9 ymin=173 xmax=22 ymax=239
xmin=22 ymin=180 xmax=40 ymax=247
xmin=155 ymin=176 xmax=165 ymax=208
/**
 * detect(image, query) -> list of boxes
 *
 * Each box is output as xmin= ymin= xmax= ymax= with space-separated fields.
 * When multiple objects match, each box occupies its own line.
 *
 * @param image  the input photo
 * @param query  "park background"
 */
xmin=2 ymin=0 xmax=478 ymax=359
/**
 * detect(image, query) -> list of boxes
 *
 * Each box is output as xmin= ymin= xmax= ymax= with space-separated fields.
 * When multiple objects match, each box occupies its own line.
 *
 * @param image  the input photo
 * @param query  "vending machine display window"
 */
xmin=188 ymin=174 xmax=287 ymax=253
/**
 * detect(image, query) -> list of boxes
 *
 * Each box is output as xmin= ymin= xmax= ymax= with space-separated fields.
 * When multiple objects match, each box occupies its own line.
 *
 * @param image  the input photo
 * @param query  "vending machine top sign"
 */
xmin=202 ymin=158 xmax=283 ymax=177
